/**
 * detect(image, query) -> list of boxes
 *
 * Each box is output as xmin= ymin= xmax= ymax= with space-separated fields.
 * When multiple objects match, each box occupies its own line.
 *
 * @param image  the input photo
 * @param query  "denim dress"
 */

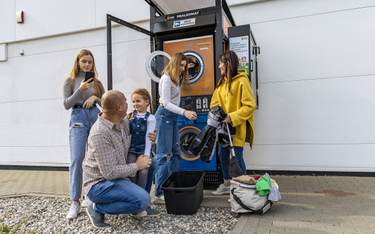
xmin=129 ymin=111 xmax=150 ymax=155
xmin=154 ymin=105 xmax=181 ymax=197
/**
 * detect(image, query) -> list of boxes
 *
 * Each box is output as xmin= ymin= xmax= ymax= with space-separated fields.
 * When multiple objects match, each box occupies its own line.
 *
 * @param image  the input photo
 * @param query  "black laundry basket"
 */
xmin=161 ymin=170 xmax=205 ymax=215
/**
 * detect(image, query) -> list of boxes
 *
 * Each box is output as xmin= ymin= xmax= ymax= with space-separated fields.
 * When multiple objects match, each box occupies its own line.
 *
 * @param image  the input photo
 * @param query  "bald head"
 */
xmin=102 ymin=90 xmax=127 ymax=115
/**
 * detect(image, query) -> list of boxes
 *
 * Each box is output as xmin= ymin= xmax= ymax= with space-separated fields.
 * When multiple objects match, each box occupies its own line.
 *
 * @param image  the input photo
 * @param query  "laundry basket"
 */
xmin=161 ymin=170 xmax=205 ymax=215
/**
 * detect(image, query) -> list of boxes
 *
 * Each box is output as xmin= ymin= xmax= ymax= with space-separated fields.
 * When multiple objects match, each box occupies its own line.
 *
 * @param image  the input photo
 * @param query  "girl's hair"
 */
xmin=161 ymin=52 xmax=189 ymax=89
xmin=216 ymin=50 xmax=239 ymax=94
xmin=126 ymin=88 xmax=153 ymax=119
xmin=68 ymin=49 xmax=101 ymax=96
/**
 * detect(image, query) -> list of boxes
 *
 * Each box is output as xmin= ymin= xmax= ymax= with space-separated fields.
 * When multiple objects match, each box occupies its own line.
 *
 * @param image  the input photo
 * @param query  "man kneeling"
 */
xmin=82 ymin=90 xmax=158 ymax=229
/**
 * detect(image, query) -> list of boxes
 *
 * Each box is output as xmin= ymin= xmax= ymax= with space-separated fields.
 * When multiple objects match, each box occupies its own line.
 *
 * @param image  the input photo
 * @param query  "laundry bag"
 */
xmin=230 ymin=180 xmax=273 ymax=214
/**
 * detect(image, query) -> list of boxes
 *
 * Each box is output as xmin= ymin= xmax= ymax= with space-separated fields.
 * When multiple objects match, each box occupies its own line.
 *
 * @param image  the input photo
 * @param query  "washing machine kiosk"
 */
xmin=106 ymin=0 xmax=260 ymax=184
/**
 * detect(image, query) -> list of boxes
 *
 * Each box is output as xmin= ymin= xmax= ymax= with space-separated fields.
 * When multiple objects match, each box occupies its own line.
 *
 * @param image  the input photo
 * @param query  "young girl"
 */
xmin=154 ymin=52 xmax=197 ymax=200
xmin=126 ymin=88 xmax=156 ymax=192
xmin=63 ymin=49 xmax=105 ymax=219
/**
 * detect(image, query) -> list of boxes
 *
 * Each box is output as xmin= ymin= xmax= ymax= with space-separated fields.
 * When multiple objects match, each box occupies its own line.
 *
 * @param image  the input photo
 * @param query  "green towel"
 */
xmin=256 ymin=177 xmax=271 ymax=196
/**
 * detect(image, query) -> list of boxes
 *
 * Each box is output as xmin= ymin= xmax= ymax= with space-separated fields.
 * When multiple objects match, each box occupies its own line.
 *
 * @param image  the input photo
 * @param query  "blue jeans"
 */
xmin=69 ymin=106 xmax=100 ymax=200
xmin=218 ymin=144 xmax=247 ymax=180
xmin=87 ymin=179 xmax=151 ymax=215
xmin=145 ymin=156 xmax=158 ymax=194
xmin=154 ymin=105 xmax=181 ymax=197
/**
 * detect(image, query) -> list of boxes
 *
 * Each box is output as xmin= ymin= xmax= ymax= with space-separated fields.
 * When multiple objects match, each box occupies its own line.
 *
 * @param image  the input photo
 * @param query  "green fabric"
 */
xmin=256 ymin=177 xmax=271 ymax=196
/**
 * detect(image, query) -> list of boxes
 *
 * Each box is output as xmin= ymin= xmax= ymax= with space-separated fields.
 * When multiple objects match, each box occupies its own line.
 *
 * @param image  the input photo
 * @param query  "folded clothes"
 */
xmin=232 ymin=175 xmax=256 ymax=185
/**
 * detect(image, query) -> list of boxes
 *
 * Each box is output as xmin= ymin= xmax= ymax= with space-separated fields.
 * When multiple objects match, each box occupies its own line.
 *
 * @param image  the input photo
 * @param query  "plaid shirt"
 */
xmin=83 ymin=114 xmax=138 ymax=194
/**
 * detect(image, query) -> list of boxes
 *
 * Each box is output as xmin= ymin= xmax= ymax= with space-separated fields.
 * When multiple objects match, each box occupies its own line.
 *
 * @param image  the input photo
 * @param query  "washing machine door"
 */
xmin=145 ymin=51 xmax=171 ymax=83
xmin=179 ymin=126 xmax=201 ymax=161
xmin=183 ymin=51 xmax=205 ymax=84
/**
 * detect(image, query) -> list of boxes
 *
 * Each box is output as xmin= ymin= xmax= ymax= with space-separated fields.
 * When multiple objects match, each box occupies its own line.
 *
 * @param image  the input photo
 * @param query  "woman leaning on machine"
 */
xmin=211 ymin=50 xmax=256 ymax=196
xmin=63 ymin=49 xmax=105 ymax=219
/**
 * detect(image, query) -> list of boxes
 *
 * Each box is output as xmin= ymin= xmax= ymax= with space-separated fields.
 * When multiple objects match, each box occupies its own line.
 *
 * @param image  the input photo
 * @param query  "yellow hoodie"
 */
xmin=210 ymin=69 xmax=256 ymax=148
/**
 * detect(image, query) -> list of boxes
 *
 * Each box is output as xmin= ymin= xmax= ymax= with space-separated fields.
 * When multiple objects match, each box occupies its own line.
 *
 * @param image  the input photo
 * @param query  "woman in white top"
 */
xmin=154 ymin=53 xmax=197 ymax=199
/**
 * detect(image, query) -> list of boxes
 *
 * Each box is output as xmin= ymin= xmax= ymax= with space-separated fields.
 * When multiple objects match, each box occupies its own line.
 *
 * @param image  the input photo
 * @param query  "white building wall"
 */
xmin=0 ymin=0 xmax=151 ymax=166
xmin=230 ymin=0 xmax=375 ymax=171
xmin=0 ymin=0 xmax=374 ymax=171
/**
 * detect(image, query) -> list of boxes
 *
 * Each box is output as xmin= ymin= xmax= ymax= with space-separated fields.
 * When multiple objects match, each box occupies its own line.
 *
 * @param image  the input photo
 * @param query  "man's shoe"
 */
xmin=155 ymin=195 xmax=164 ymax=201
xmin=145 ymin=207 xmax=160 ymax=217
xmin=66 ymin=201 xmax=81 ymax=219
xmin=81 ymin=196 xmax=92 ymax=208
xmin=212 ymin=184 xmax=230 ymax=195
xmin=131 ymin=207 xmax=160 ymax=218
xmin=86 ymin=203 xmax=110 ymax=229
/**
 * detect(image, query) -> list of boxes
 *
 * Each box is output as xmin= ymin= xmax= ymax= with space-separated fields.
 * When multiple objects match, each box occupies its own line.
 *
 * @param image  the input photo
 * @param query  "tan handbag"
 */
xmin=230 ymin=180 xmax=272 ymax=214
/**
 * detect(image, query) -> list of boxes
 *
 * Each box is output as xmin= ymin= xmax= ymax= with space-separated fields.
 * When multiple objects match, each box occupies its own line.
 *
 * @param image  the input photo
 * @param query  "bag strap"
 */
xmin=231 ymin=188 xmax=272 ymax=214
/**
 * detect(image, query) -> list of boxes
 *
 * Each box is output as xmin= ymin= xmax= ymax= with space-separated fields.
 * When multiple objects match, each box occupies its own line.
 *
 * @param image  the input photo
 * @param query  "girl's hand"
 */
xmin=83 ymin=95 xmax=97 ymax=109
xmin=223 ymin=114 xmax=232 ymax=123
xmin=184 ymin=110 xmax=197 ymax=120
xmin=78 ymin=79 xmax=94 ymax=92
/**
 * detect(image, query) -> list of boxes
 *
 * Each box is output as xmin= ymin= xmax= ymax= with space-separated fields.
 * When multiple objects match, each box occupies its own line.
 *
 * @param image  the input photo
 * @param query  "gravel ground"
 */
xmin=0 ymin=196 xmax=239 ymax=233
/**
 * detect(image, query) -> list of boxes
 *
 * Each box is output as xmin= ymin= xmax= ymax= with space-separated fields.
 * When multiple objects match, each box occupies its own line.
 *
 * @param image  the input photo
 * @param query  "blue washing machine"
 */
xmin=177 ymin=113 xmax=217 ymax=171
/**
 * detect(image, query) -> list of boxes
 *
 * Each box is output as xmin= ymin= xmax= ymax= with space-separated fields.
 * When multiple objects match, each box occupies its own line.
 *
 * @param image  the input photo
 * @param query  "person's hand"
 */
xmin=148 ymin=129 xmax=157 ymax=143
xmin=184 ymin=110 xmax=197 ymax=120
xmin=223 ymin=114 xmax=232 ymax=123
xmin=83 ymin=95 xmax=97 ymax=109
xmin=135 ymin=155 xmax=152 ymax=170
xmin=78 ymin=79 xmax=94 ymax=92
xmin=188 ymin=63 xmax=195 ymax=69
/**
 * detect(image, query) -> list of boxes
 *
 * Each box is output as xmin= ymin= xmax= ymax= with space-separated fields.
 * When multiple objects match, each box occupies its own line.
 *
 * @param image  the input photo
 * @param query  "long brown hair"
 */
xmin=216 ymin=50 xmax=239 ymax=94
xmin=68 ymin=49 xmax=101 ymax=96
xmin=161 ymin=52 xmax=189 ymax=89
xmin=126 ymin=88 xmax=153 ymax=119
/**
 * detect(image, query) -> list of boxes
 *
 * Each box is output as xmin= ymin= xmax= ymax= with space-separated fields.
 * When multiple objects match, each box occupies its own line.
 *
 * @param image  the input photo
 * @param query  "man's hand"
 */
xmin=148 ymin=129 xmax=157 ymax=143
xmin=135 ymin=155 xmax=151 ymax=171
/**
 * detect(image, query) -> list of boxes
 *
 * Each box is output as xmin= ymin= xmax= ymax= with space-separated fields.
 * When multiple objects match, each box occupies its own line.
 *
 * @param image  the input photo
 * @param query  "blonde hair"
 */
xmin=68 ymin=49 xmax=102 ymax=96
xmin=126 ymin=88 xmax=153 ymax=119
xmin=161 ymin=52 xmax=189 ymax=89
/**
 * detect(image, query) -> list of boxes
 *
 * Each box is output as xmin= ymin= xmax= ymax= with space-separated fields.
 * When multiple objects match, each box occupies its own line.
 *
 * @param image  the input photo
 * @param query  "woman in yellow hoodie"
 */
xmin=211 ymin=50 xmax=256 ymax=195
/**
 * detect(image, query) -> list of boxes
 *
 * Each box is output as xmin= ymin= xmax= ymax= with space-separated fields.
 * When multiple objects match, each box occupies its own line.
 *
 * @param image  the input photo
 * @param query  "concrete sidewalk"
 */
xmin=1 ymin=170 xmax=375 ymax=233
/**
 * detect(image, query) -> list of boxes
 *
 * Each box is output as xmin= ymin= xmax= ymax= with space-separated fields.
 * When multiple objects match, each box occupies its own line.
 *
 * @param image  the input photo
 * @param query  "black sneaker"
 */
xmin=86 ymin=203 xmax=110 ymax=229
xmin=145 ymin=207 xmax=160 ymax=217
xmin=131 ymin=207 xmax=160 ymax=218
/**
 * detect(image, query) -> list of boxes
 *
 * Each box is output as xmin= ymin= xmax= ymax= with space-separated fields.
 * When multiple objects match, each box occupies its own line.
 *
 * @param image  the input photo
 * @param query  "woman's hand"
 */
xmin=184 ymin=110 xmax=197 ymax=120
xmin=83 ymin=95 xmax=97 ymax=109
xmin=78 ymin=79 xmax=94 ymax=92
xmin=223 ymin=114 xmax=232 ymax=123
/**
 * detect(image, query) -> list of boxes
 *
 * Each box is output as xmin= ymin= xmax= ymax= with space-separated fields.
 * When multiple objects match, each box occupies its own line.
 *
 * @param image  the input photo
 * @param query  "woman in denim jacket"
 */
xmin=63 ymin=49 xmax=105 ymax=219
xmin=154 ymin=53 xmax=197 ymax=200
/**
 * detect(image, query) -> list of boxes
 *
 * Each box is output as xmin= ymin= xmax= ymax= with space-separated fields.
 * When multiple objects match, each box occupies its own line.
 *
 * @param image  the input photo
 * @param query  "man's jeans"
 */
xmin=154 ymin=105 xmax=181 ymax=197
xmin=69 ymin=106 xmax=100 ymax=200
xmin=87 ymin=179 xmax=151 ymax=215
xmin=218 ymin=144 xmax=247 ymax=180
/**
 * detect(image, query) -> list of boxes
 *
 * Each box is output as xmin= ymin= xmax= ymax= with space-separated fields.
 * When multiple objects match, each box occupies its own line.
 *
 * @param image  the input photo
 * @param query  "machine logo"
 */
xmin=173 ymin=18 xmax=196 ymax=28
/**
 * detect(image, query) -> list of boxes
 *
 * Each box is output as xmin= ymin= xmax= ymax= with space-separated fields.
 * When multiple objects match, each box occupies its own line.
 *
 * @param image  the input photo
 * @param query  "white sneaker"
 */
xmin=81 ymin=196 xmax=92 ymax=208
xmin=156 ymin=195 xmax=165 ymax=201
xmin=212 ymin=184 xmax=230 ymax=195
xmin=66 ymin=201 xmax=81 ymax=219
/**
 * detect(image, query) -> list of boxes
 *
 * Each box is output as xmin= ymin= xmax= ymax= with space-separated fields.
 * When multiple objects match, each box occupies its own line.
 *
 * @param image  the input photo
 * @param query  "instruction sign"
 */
xmin=173 ymin=18 xmax=196 ymax=28
xmin=229 ymin=36 xmax=249 ymax=75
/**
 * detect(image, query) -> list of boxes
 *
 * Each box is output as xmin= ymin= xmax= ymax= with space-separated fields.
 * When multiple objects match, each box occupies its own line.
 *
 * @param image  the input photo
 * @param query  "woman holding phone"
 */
xmin=63 ymin=49 xmax=105 ymax=219
xmin=154 ymin=52 xmax=197 ymax=200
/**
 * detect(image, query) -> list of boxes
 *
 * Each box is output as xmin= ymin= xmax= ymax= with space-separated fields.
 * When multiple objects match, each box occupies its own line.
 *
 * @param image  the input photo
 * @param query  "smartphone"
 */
xmin=85 ymin=71 xmax=95 ymax=83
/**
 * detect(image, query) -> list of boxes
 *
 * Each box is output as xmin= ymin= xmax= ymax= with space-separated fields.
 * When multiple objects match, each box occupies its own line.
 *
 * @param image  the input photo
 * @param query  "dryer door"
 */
xmin=145 ymin=51 xmax=171 ymax=83
xmin=179 ymin=126 xmax=201 ymax=161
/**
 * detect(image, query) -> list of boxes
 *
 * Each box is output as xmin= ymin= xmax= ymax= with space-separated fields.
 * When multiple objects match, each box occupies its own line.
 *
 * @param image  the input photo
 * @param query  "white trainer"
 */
xmin=212 ymin=184 xmax=230 ymax=195
xmin=81 ymin=196 xmax=92 ymax=208
xmin=66 ymin=201 xmax=81 ymax=219
xmin=156 ymin=195 xmax=165 ymax=201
